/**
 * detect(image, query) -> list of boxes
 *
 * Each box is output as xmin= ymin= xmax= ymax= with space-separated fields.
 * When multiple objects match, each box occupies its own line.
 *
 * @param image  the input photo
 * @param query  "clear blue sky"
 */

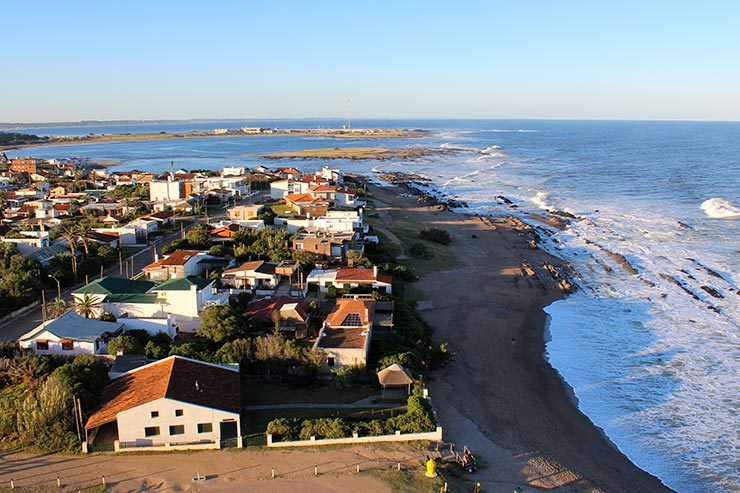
xmin=3 ymin=0 xmax=739 ymax=122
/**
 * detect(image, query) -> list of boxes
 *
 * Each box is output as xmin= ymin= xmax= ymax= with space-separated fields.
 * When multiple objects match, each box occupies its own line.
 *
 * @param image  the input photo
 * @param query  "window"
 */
xmin=35 ymin=340 xmax=49 ymax=351
xmin=175 ymin=409 xmax=183 ymax=417
xmin=169 ymin=425 xmax=185 ymax=435
xmin=197 ymin=423 xmax=213 ymax=434
xmin=150 ymin=411 xmax=159 ymax=418
xmin=327 ymin=357 xmax=335 ymax=367
xmin=144 ymin=426 xmax=160 ymax=437
xmin=61 ymin=340 xmax=73 ymax=351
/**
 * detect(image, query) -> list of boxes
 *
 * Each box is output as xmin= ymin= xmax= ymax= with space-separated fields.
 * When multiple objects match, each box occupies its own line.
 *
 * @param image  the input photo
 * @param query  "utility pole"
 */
xmin=119 ymin=250 xmax=123 ymax=276
xmin=41 ymin=289 xmax=46 ymax=322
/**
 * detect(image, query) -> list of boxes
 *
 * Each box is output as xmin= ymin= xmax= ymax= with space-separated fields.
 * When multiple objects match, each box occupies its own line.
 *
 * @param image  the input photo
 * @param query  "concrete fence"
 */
xmin=266 ymin=426 xmax=443 ymax=448
xmin=0 ymin=301 xmax=40 ymax=328
xmin=114 ymin=439 xmax=221 ymax=452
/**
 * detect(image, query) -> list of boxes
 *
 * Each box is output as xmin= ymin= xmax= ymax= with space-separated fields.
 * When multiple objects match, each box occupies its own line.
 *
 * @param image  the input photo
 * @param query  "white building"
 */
xmin=222 ymin=166 xmax=247 ymax=177
xmin=73 ymin=276 xmax=229 ymax=333
xmin=305 ymin=266 xmax=392 ymax=294
xmin=276 ymin=210 xmax=365 ymax=234
xmin=269 ymin=179 xmax=311 ymax=200
xmin=84 ymin=356 xmax=242 ymax=452
xmin=150 ymin=179 xmax=184 ymax=201
xmin=18 ymin=311 xmax=124 ymax=355
xmin=314 ymin=299 xmax=375 ymax=371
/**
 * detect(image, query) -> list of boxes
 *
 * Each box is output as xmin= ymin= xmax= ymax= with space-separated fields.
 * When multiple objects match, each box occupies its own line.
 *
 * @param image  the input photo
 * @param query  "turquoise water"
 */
xmin=10 ymin=119 xmax=740 ymax=491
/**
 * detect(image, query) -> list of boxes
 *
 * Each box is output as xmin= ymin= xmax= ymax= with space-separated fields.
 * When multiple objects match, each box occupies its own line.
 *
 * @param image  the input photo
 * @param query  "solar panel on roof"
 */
xmin=341 ymin=313 xmax=362 ymax=327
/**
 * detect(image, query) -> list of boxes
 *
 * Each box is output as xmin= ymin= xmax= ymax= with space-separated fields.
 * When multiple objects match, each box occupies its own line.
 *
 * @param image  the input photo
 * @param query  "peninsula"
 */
xmin=0 ymin=127 xmax=428 ymax=151
xmin=261 ymin=146 xmax=448 ymax=161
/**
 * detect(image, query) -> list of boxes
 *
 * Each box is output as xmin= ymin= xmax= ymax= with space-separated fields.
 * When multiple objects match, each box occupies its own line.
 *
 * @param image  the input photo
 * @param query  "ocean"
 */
xmin=7 ymin=119 xmax=739 ymax=492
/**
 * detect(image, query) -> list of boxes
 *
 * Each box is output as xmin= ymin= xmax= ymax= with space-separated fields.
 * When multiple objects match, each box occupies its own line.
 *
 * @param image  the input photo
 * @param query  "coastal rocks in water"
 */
xmin=542 ymin=261 xmax=576 ymax=293
xmin=700 ymin=285 xmax=724 ymax=299
xmin=659 ymin=273 xmax=702 ymax=301
xmin=585 ymin=240 xmax=639 ymax=276
xmin=376 ymin=171 xmax=468 ymax=209
xmin=551 ymin=209 xmax=578 ymax=220
xmin=688 ymin=258 xmax=727 ymax=281
xmin=528 ymin=213 xmax=568 ymax=230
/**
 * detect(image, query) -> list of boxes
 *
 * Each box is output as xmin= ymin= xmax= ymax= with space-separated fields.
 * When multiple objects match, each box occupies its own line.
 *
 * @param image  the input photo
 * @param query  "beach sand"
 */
xmin=369 ymin=184 xmax=672 ymax=492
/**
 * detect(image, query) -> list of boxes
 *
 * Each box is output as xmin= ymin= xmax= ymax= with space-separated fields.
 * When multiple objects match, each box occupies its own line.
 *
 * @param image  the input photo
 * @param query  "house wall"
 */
xmin=150 ymin=181 xmax=183 ymax=201
xmin=105 ymin=302 xmax=165 ymax=319
xmin=116 ymin=397 xmax=240 ymax=447
xmin=19 ymin=329 xmax=100 ymax=355
xmin=319 ymin=346 xmax=367 ymax=372
xmin=118 ymin=317 xmax=175 ymax=338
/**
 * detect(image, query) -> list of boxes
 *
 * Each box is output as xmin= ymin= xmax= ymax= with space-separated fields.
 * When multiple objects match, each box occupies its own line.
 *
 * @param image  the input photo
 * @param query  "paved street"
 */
xmin=0 ymin=221 xmax=198 ymax=341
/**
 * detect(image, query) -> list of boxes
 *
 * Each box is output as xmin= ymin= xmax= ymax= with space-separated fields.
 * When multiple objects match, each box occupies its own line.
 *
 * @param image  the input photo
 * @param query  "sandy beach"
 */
xmin=369 ymin=183 xmax=672 ymax=492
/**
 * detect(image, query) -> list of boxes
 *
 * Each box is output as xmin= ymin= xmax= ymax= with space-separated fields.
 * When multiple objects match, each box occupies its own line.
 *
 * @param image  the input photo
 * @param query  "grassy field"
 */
xmin=261 ymin=200 xmax=295 ymax=216
xmin=261 ymin=147 xmax=439 ymax=161
xmin=366 ymin=201 xmax=460 ymax=278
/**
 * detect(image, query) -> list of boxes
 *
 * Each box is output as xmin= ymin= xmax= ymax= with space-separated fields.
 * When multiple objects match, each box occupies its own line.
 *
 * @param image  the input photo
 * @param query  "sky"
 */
xmin=2 ymin=0 xmax=740 ymax=122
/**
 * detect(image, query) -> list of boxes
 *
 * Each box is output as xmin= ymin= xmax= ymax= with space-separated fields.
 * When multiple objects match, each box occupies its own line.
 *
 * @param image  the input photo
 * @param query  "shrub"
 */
xmin=353 ymin=419 xmax=386 ymax=437
xmin=161 ymin=238 xmax=190 ymax=255
xmin=409 ymin=242 xmax=433 ymax=259
xmin=209 ymin=244 xmax=227 ymax=257
xmin=107 ymin=334 xmax=143 ymax=355
xmin=266 ymin=417 xmax=300 ymax=441
xmin=332 ymin=364 xmax=366 ymax=387
xmin=419 ymin=227 xmax=451 ymax=245
xmin=51 ymin=355 xmax=110 ymax=410
xmin=198 ymin=304 xmax=245 ymax=343
xmin=299 ymin=418 xmax=351 ymax=440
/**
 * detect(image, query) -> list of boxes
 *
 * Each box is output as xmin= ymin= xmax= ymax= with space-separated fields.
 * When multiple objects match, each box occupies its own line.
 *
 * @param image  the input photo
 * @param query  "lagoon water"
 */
xmin=9 ymin=119 xmax=739 ymax=492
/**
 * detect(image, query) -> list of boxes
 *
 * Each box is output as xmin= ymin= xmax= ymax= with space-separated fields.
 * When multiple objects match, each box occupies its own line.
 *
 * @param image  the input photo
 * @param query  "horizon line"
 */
xmin=2 ymin=116 xmax=740 ymax=128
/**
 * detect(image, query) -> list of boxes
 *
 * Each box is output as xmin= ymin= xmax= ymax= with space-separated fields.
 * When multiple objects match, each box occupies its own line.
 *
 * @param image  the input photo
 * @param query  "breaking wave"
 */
xmin=531 ymin=191 xmax=554 ymax=211
xmin=700 ymin=198 xmax=740 ymax=219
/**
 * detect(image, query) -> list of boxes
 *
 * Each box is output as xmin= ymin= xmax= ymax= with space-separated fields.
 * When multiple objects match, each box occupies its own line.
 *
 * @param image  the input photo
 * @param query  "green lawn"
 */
xmin=381 ymin=210 xmax=459 ymax=277
xmin=242 ymin=379 xmax=379 ymax=406
xmin=262 ymin=200 xmax=294 ymax=216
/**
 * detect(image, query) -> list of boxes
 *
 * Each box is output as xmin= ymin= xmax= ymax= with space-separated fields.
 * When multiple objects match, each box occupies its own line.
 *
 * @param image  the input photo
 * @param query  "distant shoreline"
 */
xmin=261 ymin=146 xmax=452 ymax=161
xmin=0 ymin=128 xmax=428 ymax=152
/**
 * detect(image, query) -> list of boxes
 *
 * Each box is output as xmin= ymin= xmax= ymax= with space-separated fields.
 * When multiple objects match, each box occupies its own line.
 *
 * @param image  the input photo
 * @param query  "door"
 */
xmin=220 ymin=420 xmax=238 ymax=447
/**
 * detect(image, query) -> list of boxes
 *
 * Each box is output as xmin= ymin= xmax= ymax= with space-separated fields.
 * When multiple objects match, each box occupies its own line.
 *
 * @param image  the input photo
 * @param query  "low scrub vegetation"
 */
xmin=0 ymin=345 xmax=109 ymax=453
xmin=418 ymin=227 xmax=451 ymax=245
xmin=266 ymin=386 xmax=436 ymax=442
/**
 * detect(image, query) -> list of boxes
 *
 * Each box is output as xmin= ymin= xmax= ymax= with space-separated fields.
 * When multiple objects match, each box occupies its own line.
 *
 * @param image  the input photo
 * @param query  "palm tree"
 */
xmin=46 ymin=298 xmax=69 ymax=319
xmin=74 ymin=222 xmax=93 ymax=255
xmin=58 ymin=223 xmax=79 ymax=277
xmin=73 ymin=294 xmax=100 ymax=319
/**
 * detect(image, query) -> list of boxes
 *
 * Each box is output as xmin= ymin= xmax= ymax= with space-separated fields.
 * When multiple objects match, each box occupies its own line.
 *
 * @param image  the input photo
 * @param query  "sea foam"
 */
xmin=700 ymin=198 xmax=740 ymax=219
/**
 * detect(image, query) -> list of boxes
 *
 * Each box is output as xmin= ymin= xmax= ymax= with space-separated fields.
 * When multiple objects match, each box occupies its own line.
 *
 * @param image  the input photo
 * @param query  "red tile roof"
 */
xmin=308 ymin=185 xmax=337 ymax=193
xmin=325 ymin=298 xmax=375 ymax=327
xmin=145 ymin=210 xmax=174 ymax=220
xmin=285 ymin=193 xmax=325 ymax=203
xmin=85 ymin=356 xmax=241 ymax=430
xmin=244 ymin=296 xmax=309 ymax=321
xmin=335 ymin=267 xmax=392 ymax=284
xmin=209 ymin=223 xmax=242 ymax=238
xmin=143 ymin=250 xmax=200 ymax=270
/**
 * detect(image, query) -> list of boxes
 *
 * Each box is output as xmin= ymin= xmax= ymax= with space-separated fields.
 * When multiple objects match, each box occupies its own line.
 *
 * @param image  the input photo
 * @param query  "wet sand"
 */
xmin=370 ymin=183 xmax=672 ymax=492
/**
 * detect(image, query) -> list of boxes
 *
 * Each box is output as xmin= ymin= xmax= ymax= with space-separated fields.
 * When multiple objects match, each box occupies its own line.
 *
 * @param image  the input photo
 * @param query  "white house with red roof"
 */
xmin=305 ymin=266 xmax=392 ymax=294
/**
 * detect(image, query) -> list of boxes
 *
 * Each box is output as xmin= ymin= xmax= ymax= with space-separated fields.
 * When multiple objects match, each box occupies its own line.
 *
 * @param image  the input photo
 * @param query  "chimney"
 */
xmin=373 ymin=265 xmax=378 ymax=278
